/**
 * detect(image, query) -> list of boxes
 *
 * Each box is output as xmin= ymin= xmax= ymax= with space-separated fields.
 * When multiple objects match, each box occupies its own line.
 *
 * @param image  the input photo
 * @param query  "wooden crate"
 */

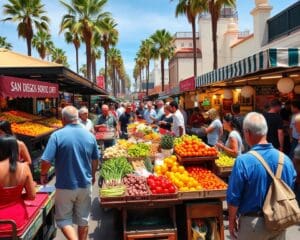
xmin=125 ymin=230 xmax=177 ymax=240
xmin=186 ymin=200 xmax=224 ymax=240
xmin=176 ymin=155 xmax=218 ymax=165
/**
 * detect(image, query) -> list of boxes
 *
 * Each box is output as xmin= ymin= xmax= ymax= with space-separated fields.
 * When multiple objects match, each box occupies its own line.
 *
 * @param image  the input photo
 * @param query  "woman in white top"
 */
xmin=216 ymin=113 xmax=243 ymax=157
xmin=203 ymin=108 xmax=223 ymax=146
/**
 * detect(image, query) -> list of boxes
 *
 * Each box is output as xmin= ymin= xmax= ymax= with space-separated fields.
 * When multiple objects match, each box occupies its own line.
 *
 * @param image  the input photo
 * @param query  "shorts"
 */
xmin=55 ymin=186 xmax=92 ymax=228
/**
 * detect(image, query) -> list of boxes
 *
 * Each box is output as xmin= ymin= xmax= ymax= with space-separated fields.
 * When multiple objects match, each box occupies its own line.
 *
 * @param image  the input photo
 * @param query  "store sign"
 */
xmin=96 ymin=75 xmax=105 ymax=89
xmin=179 ymin=76 xmax=195 ymax=92
xmin=0 ymin=76 xmax=59 ymax=98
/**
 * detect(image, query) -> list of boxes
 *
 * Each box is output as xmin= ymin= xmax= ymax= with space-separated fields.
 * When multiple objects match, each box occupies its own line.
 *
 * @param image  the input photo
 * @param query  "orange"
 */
xmin=178 ymin=166 xmax=185 ymax=174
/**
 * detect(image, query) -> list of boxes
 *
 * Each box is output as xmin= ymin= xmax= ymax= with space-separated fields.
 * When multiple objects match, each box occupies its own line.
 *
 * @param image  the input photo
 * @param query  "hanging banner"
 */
xmin=0 ymin=76 xmax=59 ymax=98
xmin=96 ymin=75 xmax=105 ymax=89
xmin=179 ymin=76 xmax=195 ymax=92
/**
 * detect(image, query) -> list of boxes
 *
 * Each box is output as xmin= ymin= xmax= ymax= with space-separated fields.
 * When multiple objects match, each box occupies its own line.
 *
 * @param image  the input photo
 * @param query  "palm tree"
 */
xmin=32 ymin=30 xmax=53 ymax=59
xmin=3 ymin=0 xmax=49 ymax=56
xmin=91 ymin=32 xmax=102 ymax=83
xmin=51 ymin=47 xmax=68 ymax=66
xmin=151 ymin=29 xmax=174 ymax=91
xmin=108 ymin=47 xmax=121 ymax=96
xmin=174 ymin=0 xmax=205 ymax=78
xmin=99 ymin=17 xmax=118 ymax=91
xmin=135 ymin=55 xmax=146 ymax=92
xmin=197 ymin=0 xmax=236 ymax=69
xmin=80 ymin=64 xmax=87 ymax=78
xmin=60 ymin=0 xmax=109 ymax=80
xmin=0 ymin=36 xmax=12 ymax=49
xmin=139 ymin=39 xmax=154 ymax=96
xmin=61 ymin=19 xmax=81 ymax=73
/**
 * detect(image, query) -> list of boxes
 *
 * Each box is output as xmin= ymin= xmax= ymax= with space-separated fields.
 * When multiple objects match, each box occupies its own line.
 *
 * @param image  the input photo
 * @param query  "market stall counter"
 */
xmin=98 ymin=124 xmax=227 ymax=240
xmin=0 ymin=187 xmax=56 ymax=240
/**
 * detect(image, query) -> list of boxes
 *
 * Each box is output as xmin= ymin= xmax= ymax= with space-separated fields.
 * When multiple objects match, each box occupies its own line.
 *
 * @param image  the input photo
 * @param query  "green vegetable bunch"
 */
xmin=128 ymin=143 xmax=150 ymax=157
xmin=100 ymin=157 xmax=133 ymax=182
xmin=160 ymin=135 xmax=174 ymax=149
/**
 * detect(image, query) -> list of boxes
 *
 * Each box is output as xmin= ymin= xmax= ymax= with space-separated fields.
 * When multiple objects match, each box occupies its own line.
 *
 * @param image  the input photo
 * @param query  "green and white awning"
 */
xmin=196 ymin=48 xmax=300 ymax=87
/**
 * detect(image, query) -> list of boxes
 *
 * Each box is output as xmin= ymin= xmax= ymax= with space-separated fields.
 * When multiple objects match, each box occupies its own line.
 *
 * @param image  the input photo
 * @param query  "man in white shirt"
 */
xmin=169 ymin=101 xmax=185 ymax=137
xmin=116 ymin=103 xmax=125 ymax=119
xmin=144 ymin=101 xmax=156 ymax=124
xmin=79 ymin=107 xmax=95 ymax=134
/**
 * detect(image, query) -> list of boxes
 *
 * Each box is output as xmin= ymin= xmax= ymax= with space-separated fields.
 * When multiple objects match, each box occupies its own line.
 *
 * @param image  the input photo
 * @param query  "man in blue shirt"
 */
xmin=227 ymin=112 xmax=296 ymax=240
xmin=40 ymin=106 xmax=99 ymax=240
xmin=143 ymin=101 xmax=156 ymax=124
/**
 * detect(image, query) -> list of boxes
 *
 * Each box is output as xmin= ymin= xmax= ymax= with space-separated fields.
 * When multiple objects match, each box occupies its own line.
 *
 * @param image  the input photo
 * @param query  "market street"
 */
xmin=53 ymin=173 xmax=300 ymax=240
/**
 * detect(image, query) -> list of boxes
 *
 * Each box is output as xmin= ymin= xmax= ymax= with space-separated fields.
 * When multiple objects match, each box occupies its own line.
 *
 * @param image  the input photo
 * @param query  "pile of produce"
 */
xmin=103 ymin=145 xmax=128 ymax=159
xmin=100 ymin=157 xmax=133 ymax=183
xmin=123 ymin=174 xmax=149 ymax=196
xmin=174 ymin=135 xmax=218 ymax=157
xmin=215 ymin=152 xmax=235 ymax=167
xmin=7 ymin=110 xmax=42 ymax=120
xmin=0 ymin=112 xmax=28 ymax=123
xmin=11 ymin=122 xmax=54 ymax=136
xmin=117 ymin=139 xmax=134 ymax=149
xmin=128 ymin=143 xmax=150 ymax=158
xmin=154 ymin=155 xmax=202 ymax=192
xmin=187 ymin=167 xmax=227 ymax=190
xmin=136 ymin=123 xmax=153 ymax=135
xmin=38 ymin=117 xmax=62 ymax=128
xmin=160 ymin=134 xmax=175 ymax=150
xmin=147 ymin=175 xmax=176 ymax=194
xmin=144 ymin=132 xmax=160 ymax=141
xmin=100 ymin=185 xmax=126 ymax=197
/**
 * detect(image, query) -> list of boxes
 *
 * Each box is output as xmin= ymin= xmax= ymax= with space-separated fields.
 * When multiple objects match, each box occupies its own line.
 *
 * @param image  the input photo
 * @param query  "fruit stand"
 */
xmin=99 ymin=125 xmax=228 ymax=240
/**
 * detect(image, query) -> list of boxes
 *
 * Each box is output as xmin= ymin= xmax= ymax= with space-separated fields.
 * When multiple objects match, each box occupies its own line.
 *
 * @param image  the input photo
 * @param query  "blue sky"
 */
xmin=0 ymin=0 xmax=298 ymax=83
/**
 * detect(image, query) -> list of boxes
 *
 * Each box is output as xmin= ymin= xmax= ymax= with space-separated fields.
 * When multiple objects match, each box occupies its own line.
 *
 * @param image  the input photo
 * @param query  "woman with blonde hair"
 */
xmin=203 ymin=108 xmax=223 ymax=146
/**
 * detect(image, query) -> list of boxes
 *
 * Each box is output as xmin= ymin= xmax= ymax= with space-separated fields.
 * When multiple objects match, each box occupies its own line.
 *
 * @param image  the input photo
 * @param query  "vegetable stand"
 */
xmin=99 ymin=128 xmax=227 ymax=240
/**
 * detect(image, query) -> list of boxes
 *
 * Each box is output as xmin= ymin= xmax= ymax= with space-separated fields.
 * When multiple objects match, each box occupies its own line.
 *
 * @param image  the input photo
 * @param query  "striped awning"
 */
xmin=196 ymin=48 xmax=300 ymax=87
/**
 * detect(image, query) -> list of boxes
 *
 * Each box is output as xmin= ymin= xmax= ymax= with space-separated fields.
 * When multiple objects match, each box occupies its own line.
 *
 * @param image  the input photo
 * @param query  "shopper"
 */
xmin=216 ymin=113 xmax=243 ymax=157
xmin=263 ymin=99 xmax=284 ymax=151
xmin=231 ymin=103 xmax=244 ymax=129
xmin=96 ymin=104 xmax=119 ymax=148
xmin=0 ymin=120 xmax=32 ymax=164
xmin=203 ymin=108 xmax=223 ymax=146
xmin=290 ymin=99 xmax=300 ymax=159
xmin=116 ymin=103 xmax=125 ymax=119
xmin=169 ymin=101 xmax=185 ymax=137
xmin=0 ymin=135 xmax=36 ymax=232
xmin=179 ymin=105 xmax=188 ymax=127
xmin=188 ymin=108 xmax=205 ymax=128
xmin=136 ymin=102 xmax=145 ymax=120
xmin=79 ymin=106 xmax=95 ymax=134
xmin=281 ymin=100 xmax=292 ymax=154
xmin=143 ymin=101 xmax=156 ymax=124
xmin=40 ymin=106 xmax=99 ymax=240
xmin=119 ymin=103 xmax=135 ymax=139
xmin=158 ymin=104 xmax=173 ymax=131
xmin=109 ymin=103 xmax=117 ymax=119
xmin=292 ymin=113 xmax=300 ymax=205
xmin=154 ymin=100 xmax=165 ymax=123
xmin=227 ymin=112 xmax=296 ymax=240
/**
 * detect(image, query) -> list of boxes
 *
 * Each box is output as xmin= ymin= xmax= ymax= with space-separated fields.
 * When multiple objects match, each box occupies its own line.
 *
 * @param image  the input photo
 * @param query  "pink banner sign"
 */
xmin=0 ymin=76 xmax=59 ymax=98
xmin=179 ymin=76 xmax=195 ymax=92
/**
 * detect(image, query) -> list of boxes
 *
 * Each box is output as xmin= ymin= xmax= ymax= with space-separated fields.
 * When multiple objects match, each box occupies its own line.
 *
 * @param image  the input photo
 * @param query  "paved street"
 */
xmin=51 ymin=172 xmax=300 ymax=240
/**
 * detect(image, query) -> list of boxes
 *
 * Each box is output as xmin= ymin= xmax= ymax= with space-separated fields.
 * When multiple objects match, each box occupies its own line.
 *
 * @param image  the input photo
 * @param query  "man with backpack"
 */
xmin=227 ymin=112 xmax=297 ymax=240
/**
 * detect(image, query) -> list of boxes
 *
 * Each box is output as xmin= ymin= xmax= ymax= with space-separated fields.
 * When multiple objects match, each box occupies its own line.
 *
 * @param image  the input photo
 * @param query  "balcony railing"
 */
xmin=238 ymin=30 xmax=251 ymax=38
xmin=199 ymin=6 xmax=238 ymax=19
xmin=268 ymin=1 xmax=300 ymax=42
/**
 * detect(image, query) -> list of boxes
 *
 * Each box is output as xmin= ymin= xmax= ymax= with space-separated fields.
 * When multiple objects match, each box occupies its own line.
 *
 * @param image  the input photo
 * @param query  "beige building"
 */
xmin=202 ymin=0 xmax=300 ymax=71
xmin=169 ymin=32 xmax=202 ymax=88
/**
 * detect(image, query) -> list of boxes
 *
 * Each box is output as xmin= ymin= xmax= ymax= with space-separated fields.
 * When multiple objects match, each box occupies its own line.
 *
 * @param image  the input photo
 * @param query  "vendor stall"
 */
xmin=195 ymin=48 xmax=300 ymax=113
xmin=99 ymin=125 xmax=228 ymax=240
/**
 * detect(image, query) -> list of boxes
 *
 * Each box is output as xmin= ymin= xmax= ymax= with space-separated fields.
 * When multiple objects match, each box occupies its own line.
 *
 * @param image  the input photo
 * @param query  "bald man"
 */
xmin=96 ymin=104 xmax=118 ymax=148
